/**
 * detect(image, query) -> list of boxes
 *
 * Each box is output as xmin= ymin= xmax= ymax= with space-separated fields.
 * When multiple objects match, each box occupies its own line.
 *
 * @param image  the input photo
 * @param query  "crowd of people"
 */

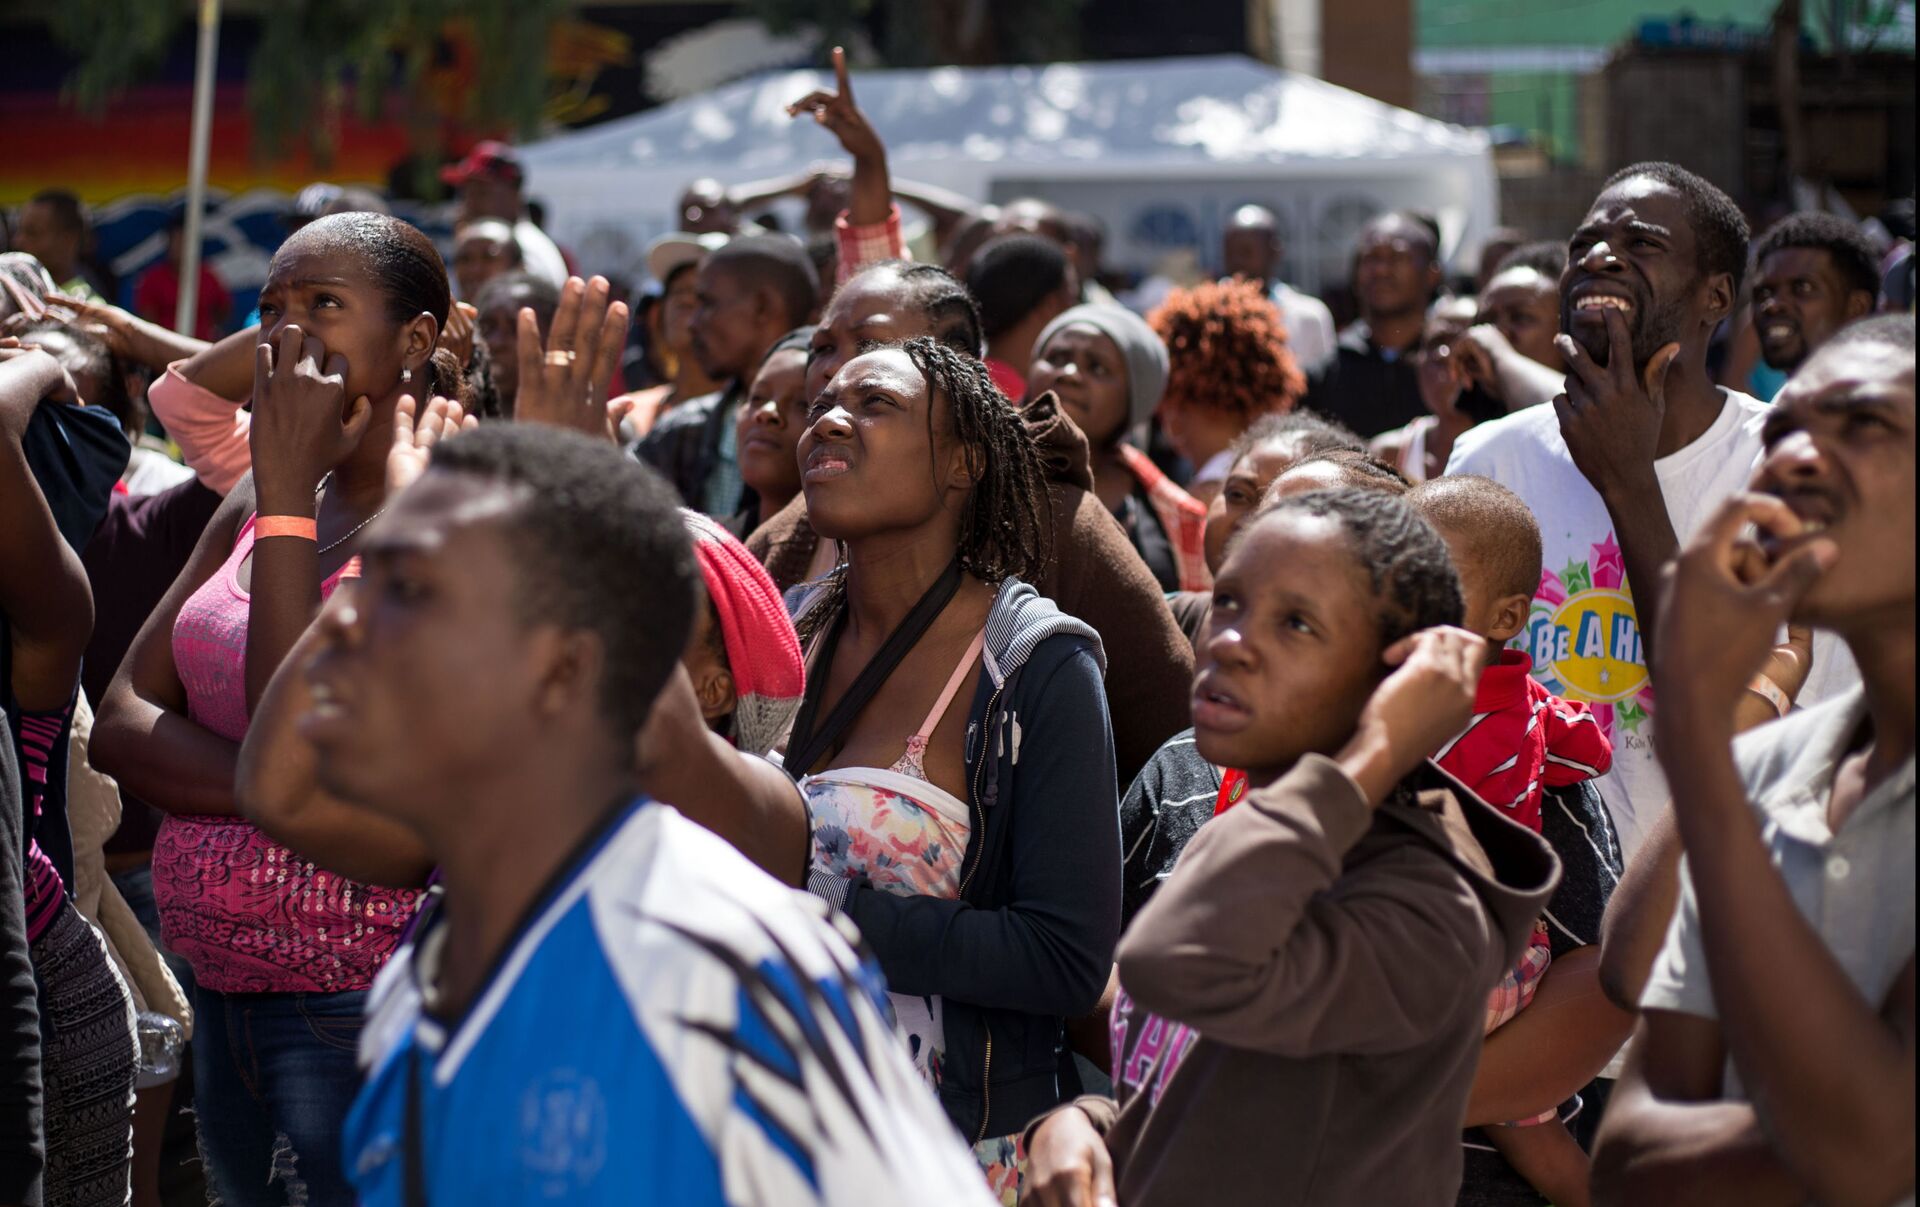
xmin=0 ymin=47 xmax=1912 ymax=1207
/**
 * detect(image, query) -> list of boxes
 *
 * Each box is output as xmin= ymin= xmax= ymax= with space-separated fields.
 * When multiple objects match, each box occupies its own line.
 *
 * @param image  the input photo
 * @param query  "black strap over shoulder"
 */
xmin=785 ymin=560 xmax=963 ymax=778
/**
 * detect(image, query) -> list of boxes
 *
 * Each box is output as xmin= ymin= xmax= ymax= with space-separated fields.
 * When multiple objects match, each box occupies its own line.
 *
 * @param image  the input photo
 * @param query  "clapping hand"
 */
xmin=513 ymin=275 xmax=628 ymax=441
xmin=387 ymin=393 xmax=477 ymax=497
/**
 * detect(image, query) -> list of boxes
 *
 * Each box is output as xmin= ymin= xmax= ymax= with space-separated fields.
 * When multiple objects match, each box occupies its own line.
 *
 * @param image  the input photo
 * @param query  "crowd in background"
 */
xmin=0 ymin=46 xmax=1913 ymax=1207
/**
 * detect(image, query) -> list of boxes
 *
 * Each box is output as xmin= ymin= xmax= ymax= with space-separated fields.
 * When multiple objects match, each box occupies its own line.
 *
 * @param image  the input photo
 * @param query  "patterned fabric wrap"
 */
xmin=154 ymin=515 xmax=420 ymax=993
xmin=18 ymin=703 xmax=72 ymax=942
xmin=1483 ymin=921 xmax=1556 ymax=1127
xmin=1117 ymin=444 xmax=1211 ymax=592
xmin=31 ymin=900 xmax=137 ymax=1206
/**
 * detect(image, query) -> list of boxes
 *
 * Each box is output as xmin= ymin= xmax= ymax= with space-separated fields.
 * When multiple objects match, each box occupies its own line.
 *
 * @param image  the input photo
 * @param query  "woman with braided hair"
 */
xmin=747 ymin=257 xmax=1194 ymax=790
xmin=787 ymin=336 xmax=1120 ymax=1204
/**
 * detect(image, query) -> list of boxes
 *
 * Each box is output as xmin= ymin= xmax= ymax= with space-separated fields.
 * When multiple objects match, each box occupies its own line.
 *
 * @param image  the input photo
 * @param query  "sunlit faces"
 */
xmin=1478 ymin=266 xmax=1564 ymax=370
xmin=806 ymin=268 xmax=936 ymax=402
xmin=1562 ymin=177 xmax=1720 ymax=369
xmin=1752 ymin=246 xmax=1875 ymax=373
xmin=1754 ymin=334 xmax=1915 ymax=627
xmin=254 ymin=235 xmax=421 ymax=411
xmin=736 ymin=346 xmax=810 ymax=506
xmin=1204 ymin=437 xmax=1317 ymax=574
xmin=1193 ymin=510 xmax=1388 ymax=787
xmin=1026 ymin=322 xmax=1130 ymax=446
xmin=299 ymin=472 xmax=544 ymax=817
xmin=798 ymin=347 xmax=973 ymax=545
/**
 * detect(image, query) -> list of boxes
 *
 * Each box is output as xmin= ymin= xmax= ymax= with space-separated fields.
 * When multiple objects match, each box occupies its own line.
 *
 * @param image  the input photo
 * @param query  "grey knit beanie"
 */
xmin=1033 ymin=303 xmax=1170 ymax=431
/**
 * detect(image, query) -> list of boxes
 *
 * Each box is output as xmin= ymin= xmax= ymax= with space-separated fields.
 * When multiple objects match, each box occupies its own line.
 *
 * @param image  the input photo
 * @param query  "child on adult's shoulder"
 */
xmin=1410 ymin=473 xmax=1613 ymax=1207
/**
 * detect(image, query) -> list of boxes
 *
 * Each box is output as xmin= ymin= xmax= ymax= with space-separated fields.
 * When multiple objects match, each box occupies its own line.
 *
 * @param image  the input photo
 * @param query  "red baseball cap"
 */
xmin=440 ymin=140 xmax=524 ymax=187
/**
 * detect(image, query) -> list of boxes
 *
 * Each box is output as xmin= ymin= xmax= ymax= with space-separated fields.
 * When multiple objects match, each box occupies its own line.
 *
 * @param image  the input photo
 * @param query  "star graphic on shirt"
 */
xmin=1561 ymin=559 xmax=1594 ymax=597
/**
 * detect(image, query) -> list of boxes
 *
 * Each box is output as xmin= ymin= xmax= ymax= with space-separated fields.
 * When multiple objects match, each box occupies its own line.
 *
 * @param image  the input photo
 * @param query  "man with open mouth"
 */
xmin=1749 ymin=211 xmax=1883 ymax=383
xmin=1449 ymin=162 xmax=1861 ymax=860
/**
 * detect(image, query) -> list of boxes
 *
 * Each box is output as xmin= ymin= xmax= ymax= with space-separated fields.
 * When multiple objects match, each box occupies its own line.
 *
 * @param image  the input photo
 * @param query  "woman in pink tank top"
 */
xmin=91 ymin=213 xmax=469 ymax=1206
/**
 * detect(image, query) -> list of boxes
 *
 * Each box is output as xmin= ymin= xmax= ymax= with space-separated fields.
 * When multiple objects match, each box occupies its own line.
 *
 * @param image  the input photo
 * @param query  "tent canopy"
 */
xmin=521 ymin=55 xmax=1497 ymax=292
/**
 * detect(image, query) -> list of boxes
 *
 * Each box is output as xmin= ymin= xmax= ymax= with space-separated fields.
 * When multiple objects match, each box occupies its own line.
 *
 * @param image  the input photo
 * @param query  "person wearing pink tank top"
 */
xmin=91 ymin=213 xmax=471 ymax=1206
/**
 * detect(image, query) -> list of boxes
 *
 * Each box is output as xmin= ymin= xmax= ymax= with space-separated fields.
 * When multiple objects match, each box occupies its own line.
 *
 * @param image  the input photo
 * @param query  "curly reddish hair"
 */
xmin=1146 ymin=278 xmax=1306 ymax=421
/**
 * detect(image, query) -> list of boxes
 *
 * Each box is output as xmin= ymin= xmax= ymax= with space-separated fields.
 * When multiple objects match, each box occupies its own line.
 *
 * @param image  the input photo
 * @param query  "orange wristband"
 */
xmin=255 ymin=515 xmax=318 ymax=542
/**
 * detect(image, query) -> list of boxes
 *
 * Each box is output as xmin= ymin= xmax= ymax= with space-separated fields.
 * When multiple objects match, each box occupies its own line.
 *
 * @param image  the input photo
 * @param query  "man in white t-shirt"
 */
xmin=1221 ymin=204 xmax=1338 ymax=374
xmin=1449 ymin=163 xmax=1859 ymax=858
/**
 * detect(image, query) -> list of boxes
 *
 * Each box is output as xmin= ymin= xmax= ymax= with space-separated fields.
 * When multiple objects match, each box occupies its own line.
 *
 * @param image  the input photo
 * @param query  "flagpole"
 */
xmin=175 ymin=0 xmax=222 ymax=336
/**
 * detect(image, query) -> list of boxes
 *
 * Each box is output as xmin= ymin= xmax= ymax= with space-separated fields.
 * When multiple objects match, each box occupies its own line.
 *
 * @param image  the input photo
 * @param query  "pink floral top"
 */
xmin=154 ymin=515 xmax=420 ymax=993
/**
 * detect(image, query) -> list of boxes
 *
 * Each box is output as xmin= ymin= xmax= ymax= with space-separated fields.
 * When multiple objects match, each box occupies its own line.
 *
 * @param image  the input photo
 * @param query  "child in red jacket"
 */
xmin=1412 ymin=474 xmax=1612 ymax=1207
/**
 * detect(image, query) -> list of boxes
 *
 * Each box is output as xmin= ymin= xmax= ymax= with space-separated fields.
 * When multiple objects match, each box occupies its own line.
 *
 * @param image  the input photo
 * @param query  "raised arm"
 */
xmin=1592 ymin=1011 xmax=1808 ymax=1207
xmin=1119 ymin=628 xmax=1488 ymax=1054
xmin=243 ymin=325 xmax=376 ymax=713
xmin=633 ymin=665 xmax=809 ymax=886
xmin=1455 ymin=323 xmax=1565 ymax=413
xmin=146 ymin=324 xmax=262 ymax=494
xmin=1649 ymin=493 xmax=1915 ymax=1205
xmin=788 ymin=48 xmax=910 ymax=281
xmin=1552 ymin=311 xmax=1683 ymax=666
xmin=89 ymin=479 xmax=253 ymax=815
xmin=42 ymin=291 xmax=210 ymax=374
xmin=0 ymin=347 xmax=95 ymax=711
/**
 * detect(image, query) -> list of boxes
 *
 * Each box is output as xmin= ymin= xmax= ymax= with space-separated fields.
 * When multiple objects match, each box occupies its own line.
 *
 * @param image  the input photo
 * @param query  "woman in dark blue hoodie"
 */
xmin=788 ymin=336 xmax=1120 ymax=1203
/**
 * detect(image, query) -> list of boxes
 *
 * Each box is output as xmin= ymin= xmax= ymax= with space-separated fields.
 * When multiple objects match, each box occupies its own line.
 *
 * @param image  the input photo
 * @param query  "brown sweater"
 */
xmin=1052 ymin=755 xmax=1559 ymax=1207
xmin=743 ymin=393 xmax=1194 ymax=786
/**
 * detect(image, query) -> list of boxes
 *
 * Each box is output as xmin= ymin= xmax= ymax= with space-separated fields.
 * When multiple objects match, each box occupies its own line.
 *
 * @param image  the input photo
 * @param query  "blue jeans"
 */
xmin=191 ymin=985 xmax=366 ymax=1207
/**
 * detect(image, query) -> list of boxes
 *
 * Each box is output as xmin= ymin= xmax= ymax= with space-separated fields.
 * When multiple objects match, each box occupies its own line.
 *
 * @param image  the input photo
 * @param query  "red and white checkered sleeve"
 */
xmin=834 ymin=205 xmax=908 ymax=285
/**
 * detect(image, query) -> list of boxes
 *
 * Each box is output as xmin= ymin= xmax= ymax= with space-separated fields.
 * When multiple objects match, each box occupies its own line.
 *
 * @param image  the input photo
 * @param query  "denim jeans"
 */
xmin=191 ymin=985 xmax=367 ymax=1207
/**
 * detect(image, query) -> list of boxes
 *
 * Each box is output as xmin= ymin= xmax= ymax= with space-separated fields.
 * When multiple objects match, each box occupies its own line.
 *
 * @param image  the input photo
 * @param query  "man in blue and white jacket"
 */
xmin=292 ymin=424 xmax=990 ymax=1206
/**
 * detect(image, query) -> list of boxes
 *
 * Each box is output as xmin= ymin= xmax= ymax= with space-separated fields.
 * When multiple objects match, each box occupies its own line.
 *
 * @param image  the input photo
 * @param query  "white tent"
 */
xmin=519 ymin=55 xmax=1497 ymax=294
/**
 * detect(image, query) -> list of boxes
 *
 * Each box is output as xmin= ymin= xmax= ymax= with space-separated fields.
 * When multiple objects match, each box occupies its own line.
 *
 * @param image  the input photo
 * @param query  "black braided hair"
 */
xmin=794 ymin=335 xmax=1051 ymax=645
xmin=831 ymin=260 xmax=986 ymax=357
xmin=1256 ymin=487 xmax=1463 ymax=648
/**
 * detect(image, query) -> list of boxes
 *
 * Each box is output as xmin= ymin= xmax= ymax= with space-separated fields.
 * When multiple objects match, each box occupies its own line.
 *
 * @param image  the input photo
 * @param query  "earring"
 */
xmin=401 ymin=367 xmax=412 ymax=384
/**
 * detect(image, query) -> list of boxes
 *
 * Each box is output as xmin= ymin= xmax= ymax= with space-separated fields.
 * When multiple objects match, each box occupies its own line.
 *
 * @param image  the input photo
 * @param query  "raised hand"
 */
xmin=387 ymin=393 xmax=477 ymax=497
xmin=786 ymin=47 xmax=891 ymax=228
xmin=1554 ymin=307 xmax=1677 ymax=497
xmin=249 ymin=324 xmax=372 ymax=514
xmin=0 ymin=340 xmax=81 ymax=437
xmin=1338 ymin=625 xmax=1486 ymax=804
xmin=1652 ymin=492 xmax=1836 ymax=729
xmin=40 ymin=291 xmax=138 ymax=355
xmin=512 ymin=275 xmax=628 ymax=441
xmin=441 ymin=300 xmax=479 ymax=369
xmin=787 ymin=47 xmax=886 ymax=164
